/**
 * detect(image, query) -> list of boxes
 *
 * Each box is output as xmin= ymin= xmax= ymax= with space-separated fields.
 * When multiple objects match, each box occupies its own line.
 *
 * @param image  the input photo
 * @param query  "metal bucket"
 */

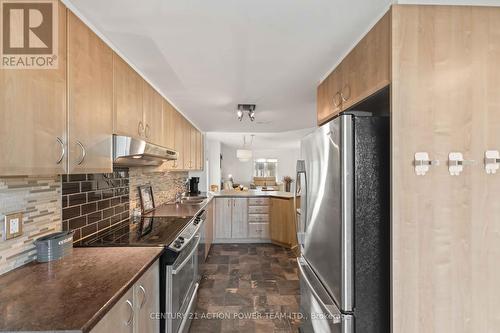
xmin=35 ymin=231 xmax=74 ymax=262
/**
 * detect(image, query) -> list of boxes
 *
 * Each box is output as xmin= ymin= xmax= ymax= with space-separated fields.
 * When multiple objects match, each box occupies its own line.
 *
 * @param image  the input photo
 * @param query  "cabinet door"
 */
xmin=205 ymin=200 xmax=214 ymax=260
xmin=190 ymin=125 xmax=197 ymax=170
xmin=0 ymin=3 xmax=67 ymax=176
xmin=270 ymin=198 xmax=287 ymax=245
xmin=113 ymin=54 xmax=143 ymax=138
xmin=342 ymin=11 xmax=390 ymax=110
xmin=317 ymin=64 xmax=343 ymax=125
xmin=171 ymin=109 xmax=184 ymax=170
xmin=67 ymin=12 xmax=113 ymax=174
xmin=183 ymin=120 xmax=192 ymax=170
xmin=142 ymin=81 xmax=163 ymax=145
xmin=163 ymin=100 xmax=175 ymax=149
xmin=134 ymin=260 xmax=159 ymax=333
xmin=90 ymin=288 xmax=134 ymax=333
xmin=231 ymin=198 xmax=248 ymax=238
xmin=196 ymin=131 xmax=203 ymax=170
xmin=215 ymin=198 xmax=232 ymax=239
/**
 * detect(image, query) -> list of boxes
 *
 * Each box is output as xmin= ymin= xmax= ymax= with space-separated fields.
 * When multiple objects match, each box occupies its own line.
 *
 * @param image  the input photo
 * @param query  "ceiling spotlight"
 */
xmin=236 ymin=104 xmax=256 ymax=122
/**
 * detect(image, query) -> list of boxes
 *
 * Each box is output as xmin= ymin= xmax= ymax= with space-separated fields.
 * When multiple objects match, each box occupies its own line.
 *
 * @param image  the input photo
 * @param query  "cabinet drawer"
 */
xmin=248 ymin=213 xmax=269 ymax=223
xmin=248 ymin=223 xmax=269 ymax=239
xmin=248 ymin=205 xmax=269 ymax=214
xmin=248 ymin=198 xmax=269 ymax=206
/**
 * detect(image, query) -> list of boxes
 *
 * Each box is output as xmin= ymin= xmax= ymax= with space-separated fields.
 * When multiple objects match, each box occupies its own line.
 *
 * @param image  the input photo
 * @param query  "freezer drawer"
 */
xmin=298 ymin=257 xmax=353 ymax=333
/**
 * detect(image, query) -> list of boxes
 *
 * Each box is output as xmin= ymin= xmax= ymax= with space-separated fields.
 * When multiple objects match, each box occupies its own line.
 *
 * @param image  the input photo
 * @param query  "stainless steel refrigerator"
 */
xmin=295 ymin=111 xmax=390 ymax=333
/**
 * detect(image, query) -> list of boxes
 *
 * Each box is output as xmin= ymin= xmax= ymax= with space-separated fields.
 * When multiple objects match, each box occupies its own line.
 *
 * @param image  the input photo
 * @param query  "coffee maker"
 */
xmin=189 ymin=177 xmax=200 ymax=194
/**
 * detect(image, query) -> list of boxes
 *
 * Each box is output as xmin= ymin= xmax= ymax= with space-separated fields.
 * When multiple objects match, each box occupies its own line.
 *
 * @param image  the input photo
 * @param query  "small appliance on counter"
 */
xmin=189 ymin=177 xmax=200 ymax=194
xmin=34 ymin=231 xmax=74 ymax=262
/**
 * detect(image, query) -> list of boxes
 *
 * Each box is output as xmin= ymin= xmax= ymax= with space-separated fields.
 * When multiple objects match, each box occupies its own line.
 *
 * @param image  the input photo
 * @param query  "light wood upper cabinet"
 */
xmin=171 ymin=109 xmax=184 ymax=170
xmin=141 ymin=80 xmax=163 ymax=145
xmin=317 ymin=11 xmax=390 ymax=125
xmin=0 ymin=2 xmax=67 ymax=176
xmin=183 ymin=119 xmax=192 ymax=170
xmin=113 ymin=54 xmax=143 ymax=138
xmin=67 ymin=12 xmax=113 ymax=174
xmin=162 ymin=100 xmax=175 ymax=149
xmin=189 ymin=125 xmax=197 ymax=170
xmin=196 ymin=131 xmax=203 ymax=170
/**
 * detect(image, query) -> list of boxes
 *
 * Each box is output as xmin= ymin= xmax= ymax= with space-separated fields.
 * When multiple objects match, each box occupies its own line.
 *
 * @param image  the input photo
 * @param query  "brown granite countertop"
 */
xmin=0 ymin=247 xmax=163 ymax=333
xmin=211 ymin=189 xmax=295 ymax=199
xmin=144 ymin=196 xmax=212 ymax=218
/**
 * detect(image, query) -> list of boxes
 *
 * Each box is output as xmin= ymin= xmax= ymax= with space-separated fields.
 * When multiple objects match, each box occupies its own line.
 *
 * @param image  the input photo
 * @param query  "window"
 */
xmin=254 ymin=159 xmax=278 ymax=178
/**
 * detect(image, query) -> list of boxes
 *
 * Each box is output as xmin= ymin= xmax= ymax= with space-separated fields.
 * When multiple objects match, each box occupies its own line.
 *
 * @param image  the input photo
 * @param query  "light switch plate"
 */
xmin=3 ymin=212 xmax=23 ymax=240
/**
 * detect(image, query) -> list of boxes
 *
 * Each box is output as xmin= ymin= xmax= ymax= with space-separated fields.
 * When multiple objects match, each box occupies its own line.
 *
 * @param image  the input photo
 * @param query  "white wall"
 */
xmin=221 ymin=144 xmax=300 ymax=191
xmin=189 ymin=136 xmax=221 ymax=192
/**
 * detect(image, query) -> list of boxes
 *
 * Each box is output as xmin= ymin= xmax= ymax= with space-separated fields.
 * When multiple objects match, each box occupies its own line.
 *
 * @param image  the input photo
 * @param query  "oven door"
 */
xmin=167 ymin=228 xmax=201 ymax=333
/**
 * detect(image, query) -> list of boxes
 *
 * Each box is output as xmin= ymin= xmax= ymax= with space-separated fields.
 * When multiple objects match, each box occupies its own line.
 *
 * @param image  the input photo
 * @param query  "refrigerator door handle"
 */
xmin=295 ymin=160 xmax=307 ymax=248
xmin=297 ymin=257 xmax=341 ymax=325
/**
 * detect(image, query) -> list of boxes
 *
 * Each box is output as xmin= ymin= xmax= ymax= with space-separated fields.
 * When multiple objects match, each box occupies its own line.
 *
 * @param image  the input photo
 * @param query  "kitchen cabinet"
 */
xmin=0 ymin=2 xmax=67 ymax=176
xmin=113 ymin=54 xmax=143 ymax=138
xmin=183 ymin=118 xmax=192 ymax=170
xmin=91 ymin=260 xmax=159 ymax=333
xmin=67 ymin=12 xmax=113 ymax=174
xmin=215 ymin=198 xmax=232 ymax=239
xmin=231 ymin=198 xmax=248 ymax=238
xmin=189 ymin=125 xmax=197 ymax=170
xmin=171 ymin=109 xmax=184 ymax=170
xmin=141 ymin=81 xmax=163 ymax=145
xmin=204 ymin=199 xmax=214 ymax=260
xmin=248 ymin=198 xmax=270 ymax=240
xmin=134 ymin=260 xmax=159 ymax=333
xmin=270 ymin=198 xmax=297 ymax=249
xmin=163 ymin=100 xmax=176 ymax=149
xmin=196 ymin=131 xmax=204 ymax=170
xmin=317 ymin=11 xmax=390 ymax=125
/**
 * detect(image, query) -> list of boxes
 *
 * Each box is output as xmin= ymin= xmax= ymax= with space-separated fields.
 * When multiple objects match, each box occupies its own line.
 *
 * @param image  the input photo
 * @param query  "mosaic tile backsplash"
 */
xmin=129 ymin=167 xmax=189 ymax=211
xmin=0 ymin=176 xmax=61 ymax=275
xmin=62 ymin=169 xmax=130 ymax=242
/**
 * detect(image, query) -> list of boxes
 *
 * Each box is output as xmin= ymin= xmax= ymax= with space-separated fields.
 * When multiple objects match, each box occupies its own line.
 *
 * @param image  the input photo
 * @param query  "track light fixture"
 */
xmin=237 ymin=104 xmax=256 ymax=122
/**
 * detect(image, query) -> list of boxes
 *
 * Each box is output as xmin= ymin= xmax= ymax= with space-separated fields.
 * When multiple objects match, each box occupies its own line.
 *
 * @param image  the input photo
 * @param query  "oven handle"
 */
xmin=172 ymin=235 xmax=201 ymax=274
xmin=177 ymin=282 xmax=199 ymax=333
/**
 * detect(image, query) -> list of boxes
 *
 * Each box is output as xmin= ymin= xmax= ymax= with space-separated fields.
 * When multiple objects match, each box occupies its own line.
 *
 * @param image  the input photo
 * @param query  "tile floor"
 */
xmin=189 ymin=243 xmax=302 ymax=333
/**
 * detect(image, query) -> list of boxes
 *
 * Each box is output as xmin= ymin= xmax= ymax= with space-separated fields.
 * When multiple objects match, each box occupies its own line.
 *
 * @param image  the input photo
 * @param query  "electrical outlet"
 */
xmin=3 ymin=212 xmax=23 ymax=240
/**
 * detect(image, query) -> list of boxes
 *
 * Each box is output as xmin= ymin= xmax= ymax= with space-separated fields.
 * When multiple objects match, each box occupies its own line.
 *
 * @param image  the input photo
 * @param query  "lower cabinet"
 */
xmin=91 ymin=260 xmax=159 ymax=333
xmin=270 ymin=198 xmax=297 ymax=249
xmin=204 ymin=199 xmax=214 ymax=260
xmin=214 ymin=197 xmax=248 ymax=240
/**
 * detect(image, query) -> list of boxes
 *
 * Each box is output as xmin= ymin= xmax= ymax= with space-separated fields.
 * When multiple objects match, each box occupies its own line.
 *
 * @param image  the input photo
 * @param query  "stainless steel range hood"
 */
xmin=113 ymin=135 xmax=178 ymax=166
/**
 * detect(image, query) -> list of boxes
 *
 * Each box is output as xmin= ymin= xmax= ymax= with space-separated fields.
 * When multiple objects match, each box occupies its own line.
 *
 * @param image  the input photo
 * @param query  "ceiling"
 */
xmin=207 ymin=128 xmax=314 ymax=150
xmin=64 ymin=0 xmax=496 ymax=133
xmin=64 ymin=0 xmax=392 ymax=132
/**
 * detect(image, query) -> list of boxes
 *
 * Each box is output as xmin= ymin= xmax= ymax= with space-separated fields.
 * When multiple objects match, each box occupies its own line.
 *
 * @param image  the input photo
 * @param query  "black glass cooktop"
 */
xmin=74 ymin=216 xmax=192 ymax=247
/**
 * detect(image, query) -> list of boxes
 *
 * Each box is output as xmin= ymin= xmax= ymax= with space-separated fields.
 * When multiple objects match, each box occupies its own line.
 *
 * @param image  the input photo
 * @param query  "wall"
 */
xmin=0 ymin=176 xmax=61 ymax=275
xmin=221 ymin=144 xmax=300 ymax=191
xmin=391 ymin=6 xmax=500 ymax=332
xmin=62 ymin=170 xmax=130 ymax=243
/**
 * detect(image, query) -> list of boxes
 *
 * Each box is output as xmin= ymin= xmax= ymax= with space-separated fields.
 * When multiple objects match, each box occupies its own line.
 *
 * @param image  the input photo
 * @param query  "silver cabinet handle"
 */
xmin=332 ymin=91 xmax=341 ymax=108
xmin=340 ymin=84 xmax=351 ymax=102
xmin=138 ymin=121 xmax=144 ymax=136
xmin=145 ymin=124 xmax=150 ymax=138
xmin=125 ymin=300 xmax=133 ymax=326
xmin=138 ymin=285 xmax=146 ymax=309
xmin=56 ymin=137 xmax=65 ymax=164
xmin=76 ymin=141 xmax=86 ymax=165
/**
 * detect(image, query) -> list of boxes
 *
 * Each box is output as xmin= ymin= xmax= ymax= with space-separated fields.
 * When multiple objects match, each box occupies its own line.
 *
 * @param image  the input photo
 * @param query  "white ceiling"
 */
xmin=64 ymin=0 xmax=392 ymax=132
xmin=64 ymin=0 xmax=497 ymax=133
xmin=207 ymin=128 xmax=314 ymax=150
